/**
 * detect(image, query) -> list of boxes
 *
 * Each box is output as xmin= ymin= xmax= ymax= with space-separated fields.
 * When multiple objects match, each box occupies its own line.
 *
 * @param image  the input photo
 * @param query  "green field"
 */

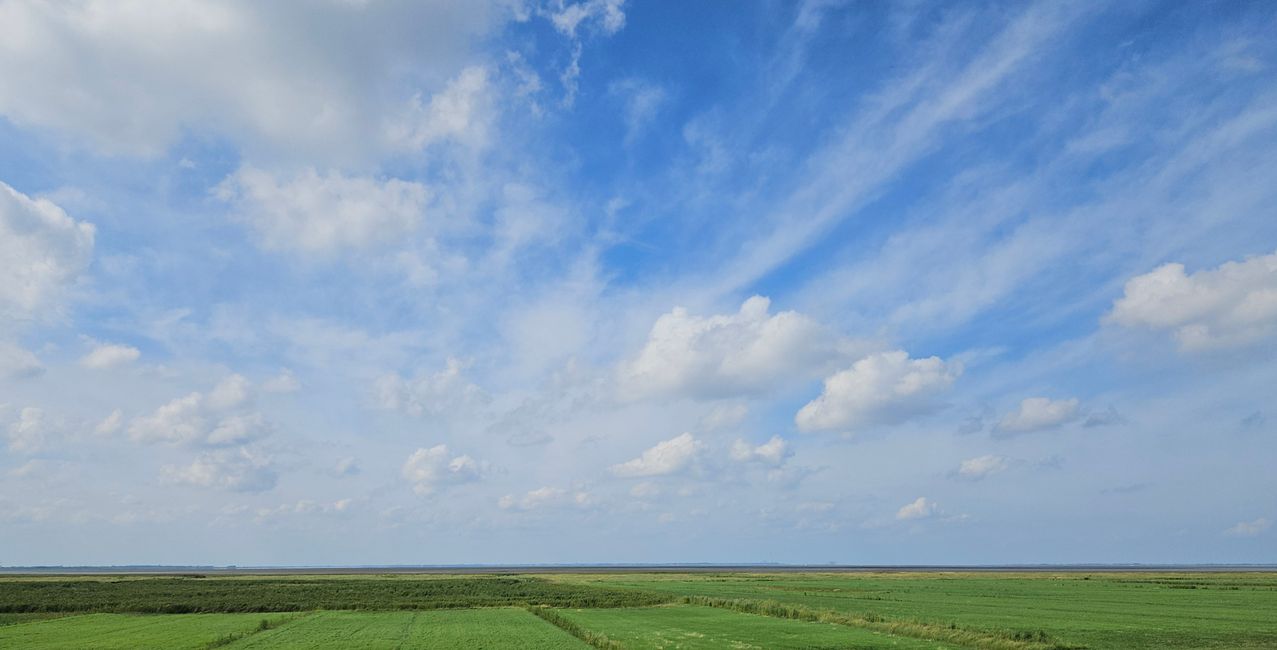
xmin=0 ymin=572 xmax=1274 ymax=649
xmin=551 ymin=604 xmax=962 ymax=649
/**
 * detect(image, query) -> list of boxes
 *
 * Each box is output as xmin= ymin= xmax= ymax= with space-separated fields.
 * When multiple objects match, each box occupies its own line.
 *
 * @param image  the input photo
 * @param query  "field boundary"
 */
xmin=526 ymin=606 xmax=625 ymax=649
xmin=681 ymin=595 xmax=1085 ymax=650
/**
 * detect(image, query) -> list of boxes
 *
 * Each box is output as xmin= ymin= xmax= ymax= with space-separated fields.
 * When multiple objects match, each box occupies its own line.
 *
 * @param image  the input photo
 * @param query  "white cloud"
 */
xmin=0 ymin=342 xmax=43 ymax=379
xmin=699 ymin=402 xmax=749 ymax=431
xmin=1224 ymin=517 xmax=1271 ymax=537
xmin=254 ymin=498 xmax=353 ymax=523
xmin=0 ymin=181 xmax=95 ymax=321
xmin=402 ymin=444 xmax=484 ymax=495
xmin=163 ymin=447 xmax=277 ymax=493
xmin=128 ymin=375 xmax=270 ymax=447
xmin=216 ymin=166 xmax=430 ymax=254
xmin=94 ymin=409 xmax=123 ymax=436
xmin=261 ymin=369 xmax=301 ymax=394
xmin=995 ymin=397 xmax=1080 ymax=435
xmin=957 ymin=454 xmax=1009 ymax=480
xmin=388 ymin=66 xmax=493 ymax=151
xmin=620 ymin=296 xmax=836 ymax=400
xmin=1108 ymin=250 xmax=1277 ymax=351
xmin=0 ymin=2 xmax=510 ymax=160
xmin=896 ymin=497 xmax=937 ymax=521
xmin=79 ymin=343 xmax=140 ymax=369
xmin=498 ymin=486 xmax=593 ymax=511
xmin=729 ymin=436 xmax=791 ymax=467
xmin=610 ymin=78 xmax=666 ymax=144
xmin=795 ymin=350 xmax=961 ymax=432
xmin=374 ymin=359 xmax=487 ymax=417
xmin=547 ymin=0 xmax=626 ymax=38
xmin=611 ymin=432 xmax=703 ymax=477
xmin=6 ymin=407 xmax=47 ymax=453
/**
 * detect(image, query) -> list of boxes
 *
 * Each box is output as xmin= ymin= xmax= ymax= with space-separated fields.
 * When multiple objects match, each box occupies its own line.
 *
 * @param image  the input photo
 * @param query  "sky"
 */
xmin=1 ymin=0 xmax=1275 ymax=566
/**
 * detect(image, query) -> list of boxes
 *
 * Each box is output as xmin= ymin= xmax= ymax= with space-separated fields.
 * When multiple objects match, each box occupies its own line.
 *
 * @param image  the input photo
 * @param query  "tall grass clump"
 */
xmin=525 ymin=606 xmax=624 ymax=650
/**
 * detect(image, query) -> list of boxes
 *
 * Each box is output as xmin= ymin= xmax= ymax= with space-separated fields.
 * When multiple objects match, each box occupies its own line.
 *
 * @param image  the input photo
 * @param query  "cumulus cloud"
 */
xmin=402 ymin=445 xmax=485 ymax=495
xmin=547 ymin=0 xmax=626 ymax=38
xmin=0 ymin=342 xmax=43 ymax=379
xmin=0 ymin=181 xmax=95 ymax=321
xmin=729 ymin=436 xmax=791 ymax=466
xmin=0 ymin=2 xmax=509 ymax=160
xmin=374 ymin=359 xmax=488 ymax=417
xmin=163 ymin=448 xmax=277 ymax=493
xmin=896 ymin=497 xmax=937 ymax=521
xmin=216 ymin=166 xmax=430 ymax=254
xmin=957 ymin=454 xmax=1009 ymax=480
xmin=1224 ymin=517 xmax=1271 ymax=537
xmin=79 ymin=343 xmax=140 ymax=369
xmin=995 ymin=397 xmax=1080 ymax=435
xmin=620 ymin=296 xmax=836 ymax=400
xmin=128 ymin=375 xmax=271 ymax=447
xmin=795 ymin=350 xmax=961 ymax=432
xmin=1108 ymin=250 xmax=1277 ymax=351
xmin=612 ymin=432 xmax=703 ymax=477
xmin=498 ymin=486 xmax=593 ymax=511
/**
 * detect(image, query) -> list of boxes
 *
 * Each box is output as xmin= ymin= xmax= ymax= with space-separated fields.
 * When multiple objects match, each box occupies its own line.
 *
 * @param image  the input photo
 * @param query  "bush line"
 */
xmin=680 ymin=595 xmax=1084 ymax=650
xmin=525 ymin=606 xmax=625 ymax=650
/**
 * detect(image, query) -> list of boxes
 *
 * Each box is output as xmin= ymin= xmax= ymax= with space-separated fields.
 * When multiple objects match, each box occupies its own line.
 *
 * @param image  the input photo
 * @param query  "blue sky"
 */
xmin=1 ymin=0 xmax=1275 ymax=565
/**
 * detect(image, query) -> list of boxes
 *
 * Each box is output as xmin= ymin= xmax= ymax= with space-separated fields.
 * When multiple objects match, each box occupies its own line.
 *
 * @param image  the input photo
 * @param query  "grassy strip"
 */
xmin=525 ymin=606 xmax=624 ymax=650
xmin=203 ymin=614 xmax=301 ymax=649
xmin=681 ymin=595 xmax=1084 ymax=650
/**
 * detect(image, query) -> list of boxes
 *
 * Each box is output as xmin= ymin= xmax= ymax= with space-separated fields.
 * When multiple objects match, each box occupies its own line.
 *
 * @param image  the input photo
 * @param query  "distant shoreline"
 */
xmin=3 ymin=564 xmax=1275 ymax=575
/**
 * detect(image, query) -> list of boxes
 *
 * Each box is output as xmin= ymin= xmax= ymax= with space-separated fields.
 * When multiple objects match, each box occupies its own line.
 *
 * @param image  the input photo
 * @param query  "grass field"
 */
xmin=550 ymin=604 xmax=963 ymax=649
xmin=0 ymin=572 xmax=1274 ymax=648
xmin=0 ymin=612 xmax=295 ymax=649
xmin=226 ymin=609 xmax=588 ymax=649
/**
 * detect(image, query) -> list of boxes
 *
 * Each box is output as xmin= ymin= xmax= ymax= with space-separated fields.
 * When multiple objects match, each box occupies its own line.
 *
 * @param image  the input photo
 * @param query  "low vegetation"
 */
xmin=2 ymin=572 xmax=1275 ymax=648
xmin=0 ymin=576 xmax=668 ymax=614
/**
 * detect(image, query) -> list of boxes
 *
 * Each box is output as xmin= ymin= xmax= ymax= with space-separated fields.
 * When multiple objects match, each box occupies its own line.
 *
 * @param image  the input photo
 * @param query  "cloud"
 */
xmin=0 ymin=181 xmax=95 ymax=321
xmin=333 ymin=457 xmax=360 ymax=477
xmin=896 ymin=497 xmax=937 ymax=521
xmin=402 ymin=445 xmax=485 ymax=495
xmin=620 ymin=296 xmax=836 ymax=400
xmin=498 ymin=486 xmax=593 ymax=511
xmin=957 ymin=454 xmax=1009 ymax=480
xmin=94 ymin=409 xmax=123 ymax=436
xmin=79 ymin=343 xmax=140 ymax=369
xmin=128 ymin=375 xmax=271 ymax=447
xmin=6 ymin=407 xmax=48 ymax=453
xmin=163 ymin=448 xmax=277 ymax=493
xmin=388 ymin=66 xmax=494 ymax=151
xmin=0 ymin=2 xmax=510 ymax=160
xmin=215 ymin=166 xmax=430 ymax=254
xmin=547 ymin=0 xmax=626 ymax=38
xmin=612 ymin=432 xmax=703 ymax=477
xmin=0 ymin=342 xmax=43 ymax=379
xmin=699 ymin=402 xmax=749 ymax=430
xmin=995 ymin=397 xmax=1080 ymax=435
xmin=729 ymin=436 xmax=791 ymax=467
xmin=795 ymin=350 xmax=961 ymax=433
xmin=610 ymin=78 xmax=666 ymax=144
xmin=374 ymin=359 xmax=487 ymax=417
xmin=1224 ymin=517 xmax=1271 ymax=537
xmin=1108 ymin=250 xmax=1277 ymax=351
xmin=261 ymin=370 xmax=301 ymax=394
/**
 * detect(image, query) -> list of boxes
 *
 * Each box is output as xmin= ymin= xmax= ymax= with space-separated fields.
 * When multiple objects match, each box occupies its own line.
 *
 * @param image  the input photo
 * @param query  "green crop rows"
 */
xmin=1 ymin=572 xmax=1274 ymax=649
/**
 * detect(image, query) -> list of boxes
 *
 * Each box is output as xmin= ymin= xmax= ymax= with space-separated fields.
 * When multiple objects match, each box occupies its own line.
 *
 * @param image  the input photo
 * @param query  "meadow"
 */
xmin=0 ymin=571 xmax=1273 ymax=649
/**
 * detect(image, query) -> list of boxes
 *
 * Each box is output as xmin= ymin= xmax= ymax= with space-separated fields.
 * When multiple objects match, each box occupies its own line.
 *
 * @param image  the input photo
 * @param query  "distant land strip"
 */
xmin=3 ymin=564 xmax=1276 ymax=575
